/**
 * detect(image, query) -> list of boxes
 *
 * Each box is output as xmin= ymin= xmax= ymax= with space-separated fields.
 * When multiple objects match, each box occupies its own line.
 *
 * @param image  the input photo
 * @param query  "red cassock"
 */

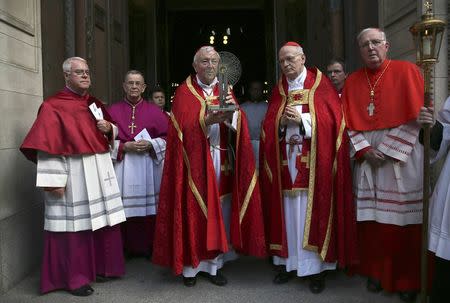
xmin=342 ymin=60 xmax=425 ymax=292
xmin=152 ymin=75 xmax=266 ymax=275
xmin=259 ymin=67 xmax=358 ymax=268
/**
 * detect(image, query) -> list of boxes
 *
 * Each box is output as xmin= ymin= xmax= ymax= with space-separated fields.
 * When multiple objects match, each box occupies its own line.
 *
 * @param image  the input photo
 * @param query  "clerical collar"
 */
xmin=64 ymin=85 xmax=87 ymax=97
xmin=196 ymin=75 xmax=218 ymax=96
xmin=287 ymin=67 xmax=307 ymax=91
xmin=125 ymin=97 xmax=143 ymax=107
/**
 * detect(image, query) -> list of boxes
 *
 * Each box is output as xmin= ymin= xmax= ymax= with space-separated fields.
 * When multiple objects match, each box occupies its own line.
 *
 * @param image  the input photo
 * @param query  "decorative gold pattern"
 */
xmin=240 ymin=171 xmax=258 ymax=224
xmin=300 ymin=152 xmax=310 ymax=168
xmin=287 ymin=89 xmax=310 ymax=105
xmin=283 ymin=188 xmax=307 ymax=197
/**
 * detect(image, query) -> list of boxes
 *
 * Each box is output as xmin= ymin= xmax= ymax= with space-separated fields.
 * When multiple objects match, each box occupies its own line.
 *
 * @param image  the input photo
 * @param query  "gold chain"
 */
xmin=364 ymin=60 xmax=391 ymax=98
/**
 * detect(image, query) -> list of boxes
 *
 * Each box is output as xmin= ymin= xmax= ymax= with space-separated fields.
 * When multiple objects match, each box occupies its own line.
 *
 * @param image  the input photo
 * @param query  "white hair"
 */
xmin=357 ymin=28 xmax=387 ymax=44
xmin=193 ymin=46 xmax=220 ymax=64
xmin=62 ymin=57 xmax=87 ymax=72
xmin=279 ymin=45 xmax=304 ymax=55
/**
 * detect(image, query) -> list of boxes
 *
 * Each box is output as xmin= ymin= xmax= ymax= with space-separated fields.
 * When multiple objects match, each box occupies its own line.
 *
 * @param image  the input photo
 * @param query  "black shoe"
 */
xmin=399 ymin=291 xmax=417 ymax=303
xmin=198 ymin=271 xmax=228 ymax=286
xmin=309 ymin=274 xmax=325 ymax=294
xmin=183 ymin=276 xmax=197 ymax=287
xmin=367 ymin=278 xmax=383 ymax=293
xmin=273 ymin=272 xmax=293 ymax=284
xmin=70 ymin=285 xmax=94 ymax=296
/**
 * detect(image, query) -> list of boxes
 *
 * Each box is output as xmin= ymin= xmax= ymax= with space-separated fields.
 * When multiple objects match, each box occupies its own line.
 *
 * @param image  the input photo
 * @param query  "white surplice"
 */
xmin=349 ymin=121 xmax=423 ymax=226
xmin=111 ymin=137 xmax=166 ymax=217
xmin=429 ymin=96 xmax=450 ymax=260
xmin=273 ymin=68 xmax=336 ymax=276
xmin=37 ymin=151 xmax=126 ymax=232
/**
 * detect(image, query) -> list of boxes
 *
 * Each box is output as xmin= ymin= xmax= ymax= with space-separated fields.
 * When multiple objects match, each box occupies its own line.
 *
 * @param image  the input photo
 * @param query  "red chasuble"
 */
xmin=152 ymin=75 xmax=266 ymax=275
xmin=20 ymin=89 xmax=114 ymax=162
xmin=342 ymin=60 xmax=423 ymax=131
xmin=259 ymin=67 xmax=358 ymax=268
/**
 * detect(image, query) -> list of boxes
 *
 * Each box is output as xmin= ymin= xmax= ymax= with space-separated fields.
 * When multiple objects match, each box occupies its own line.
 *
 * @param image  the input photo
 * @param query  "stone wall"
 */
xmin=0 ymin=0 xmax=44 ymax=293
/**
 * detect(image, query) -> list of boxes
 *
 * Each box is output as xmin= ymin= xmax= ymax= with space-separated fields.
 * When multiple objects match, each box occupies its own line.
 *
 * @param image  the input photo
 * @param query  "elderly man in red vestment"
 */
xmin=342 ymin=28 xmax=424 ymax=303
xmin=20 ymin=57 xmax=126 ymax=296
xmin=152 ymin=46 xmax=266 ymax=287
xmin=259 ymin=42 xmax=357 ymax=294
xmin=108 ymin=70 xmax=168 ymax=259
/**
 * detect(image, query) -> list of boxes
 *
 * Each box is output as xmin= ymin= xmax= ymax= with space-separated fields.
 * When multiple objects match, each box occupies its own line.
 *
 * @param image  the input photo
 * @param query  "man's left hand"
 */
xmin=417 ymin=106 xmax=435 ymax=126
xmin=97 ymin=120 xmax=112 ymax=134
xmin=225 ymin=91 xmax=237 ymax=106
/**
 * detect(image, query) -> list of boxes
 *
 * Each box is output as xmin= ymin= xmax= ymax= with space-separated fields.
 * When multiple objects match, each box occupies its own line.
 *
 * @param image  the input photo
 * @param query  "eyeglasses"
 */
xmin=278 ymin=53 xmax=302 ymax=65
xmin=125 ymin=81 xmax=144 ymax=86
xmin=71 ymin=69 xmax=90 ymax=76
xmin=359 ymin=39 xmax=385 ymax=49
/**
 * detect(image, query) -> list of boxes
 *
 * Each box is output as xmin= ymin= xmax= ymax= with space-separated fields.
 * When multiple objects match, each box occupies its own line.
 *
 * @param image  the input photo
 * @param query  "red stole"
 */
xmin=20 ymin=89 xmax=113 ymax=163
xmin=260 ymin=68 xmax=358 ymax=267
xmin=152 ymin=75 xmax=266 ymax=275
xmin=342 ymin=60 xmax=423 ymax=131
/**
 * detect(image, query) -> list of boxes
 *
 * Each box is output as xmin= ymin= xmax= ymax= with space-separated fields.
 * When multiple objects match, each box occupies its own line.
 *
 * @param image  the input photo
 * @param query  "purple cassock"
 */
xmin=41 ymin=226 xmax=125 ymax=293
xmin=107 ymin=99 xmax=169 ymax=256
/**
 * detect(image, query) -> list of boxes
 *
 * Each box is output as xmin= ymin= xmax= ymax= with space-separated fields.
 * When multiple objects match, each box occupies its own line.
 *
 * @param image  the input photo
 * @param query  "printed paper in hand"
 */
xmin=89 ymin=103 xmax=104 ymax=120
xmin=134 ymin=128 xmax=152 ymax=141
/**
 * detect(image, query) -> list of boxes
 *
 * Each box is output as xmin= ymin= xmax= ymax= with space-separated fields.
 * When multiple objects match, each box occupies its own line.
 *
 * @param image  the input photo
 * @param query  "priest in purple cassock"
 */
xmin=108 ymin=70 xmax=169 ymax=258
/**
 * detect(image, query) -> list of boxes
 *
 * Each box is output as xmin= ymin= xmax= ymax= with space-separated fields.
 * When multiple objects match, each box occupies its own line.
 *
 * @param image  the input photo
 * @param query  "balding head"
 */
xmin=278 ymin=44 xmax=306 ymax=80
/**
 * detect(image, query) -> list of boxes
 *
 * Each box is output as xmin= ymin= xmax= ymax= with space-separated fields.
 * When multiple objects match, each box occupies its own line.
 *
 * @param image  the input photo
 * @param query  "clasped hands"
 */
xmin=205 ymin=92 xmax=237 ymax=126
xmin=280 ymin=105 xmax=301 ymax=126
xmin=124 ymin=140 xmax=155 ymax=156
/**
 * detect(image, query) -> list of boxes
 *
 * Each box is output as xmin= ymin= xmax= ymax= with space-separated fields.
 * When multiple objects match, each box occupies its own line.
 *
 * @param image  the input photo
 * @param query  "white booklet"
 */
xmin=134 ymin=128 xmax=152 ymax=141
xmin=89 ymin=102 xmax=104 ymax=120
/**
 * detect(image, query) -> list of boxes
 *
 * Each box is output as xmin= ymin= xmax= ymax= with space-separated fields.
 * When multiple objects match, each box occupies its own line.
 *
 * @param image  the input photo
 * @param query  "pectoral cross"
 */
xmin=128 ymin=121 xmax=137 ymax=134
xmin=221 ymin=161 xmax=233 ymax=176
xmin=300 ymin=152 xmax=310 ymax=168
xmin=367 ymin=102 xmax=375 ymax=116
xmin=104 ymin=171 xmax=115 ymax=186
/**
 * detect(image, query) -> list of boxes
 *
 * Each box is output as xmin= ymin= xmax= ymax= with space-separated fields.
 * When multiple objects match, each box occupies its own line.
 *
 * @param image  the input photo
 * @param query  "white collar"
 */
xmin=287 ymin=67 xmax=307 ymax=91
xmin=196 ymin=75 xmax=218 ymax=90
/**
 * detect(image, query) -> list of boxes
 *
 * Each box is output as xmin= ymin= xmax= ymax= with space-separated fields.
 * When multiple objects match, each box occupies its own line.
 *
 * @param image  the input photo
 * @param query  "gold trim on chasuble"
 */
xmin=170 ymin=77 xmax=213 ymax=218
xmin=319 ymin=115 xmax=346 ymax=260
xmin=273 ymin=79 xmax=288 ymax=249
xmin=186 ymin=76 xmax=208 ymax=137
xmin=263 ymin=157 xmax=273 ymax=183
xmin=270 ymin=244 xmax=282 ymax=251
xmin=300 ymin=70 xmax=322 ymax=255
xmin=240 ymin=171 xmax=257 ymax=224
